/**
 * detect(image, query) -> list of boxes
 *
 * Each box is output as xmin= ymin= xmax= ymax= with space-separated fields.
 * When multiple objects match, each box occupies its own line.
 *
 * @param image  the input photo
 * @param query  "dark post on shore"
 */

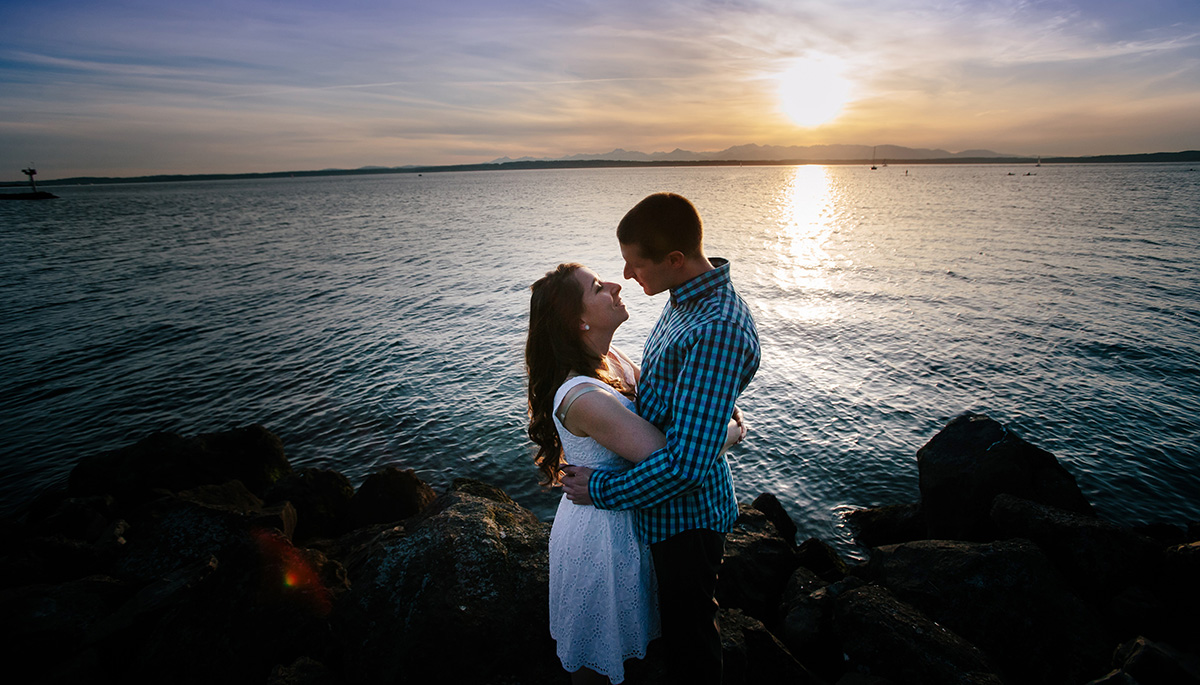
xmin=22 ymin=166 xmax=38 ymax=192
xmin=1 ymin=166 xmax=58 ymax=200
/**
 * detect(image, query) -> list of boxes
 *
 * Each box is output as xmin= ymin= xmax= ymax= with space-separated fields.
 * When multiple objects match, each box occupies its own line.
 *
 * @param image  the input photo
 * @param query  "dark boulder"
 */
xmin=990 ymin=494 xmax=1161 ymax=603
xmin=719 ymin=607 xmax=823 ymax=685
xmin=780 ymin=574 xmax=865 ymax=681
xmin=332 ymin=478 xmax=556 ymax=683
xmin=917 ymin=413 xmax=1093 ymax=541
xmin=114 ymin=490 xmax=296 ymax=585
xmin=266 ymin=468 xmax=355 ymax=542
xmin=753 ymin=492 xmax=799 ymax=546
xmin=1088 ymin=636 xmax=1200 ymax=684
xmin=719 ymin=504 xmax=801 ymax=628
xmin=346 ymin=465 xmax=436 ymax=529
xmin=866 ymin=538 xmax=1111 ymax=685
xmin=833 ymin=584 xmax=1002 ymax=685
xmin=68 ymin=425 xmax=291 ymax=503
xmin=796 ymin=537 xmax=850 ymax=583
xmin=0 ymin=574 xmax=133 ymax=681
xmin=844 ymin=502 xmax=925 ymax=548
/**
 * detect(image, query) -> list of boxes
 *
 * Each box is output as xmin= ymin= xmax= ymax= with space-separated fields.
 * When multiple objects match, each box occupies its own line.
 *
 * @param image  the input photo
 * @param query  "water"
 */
xmin=2 ymin=164 xmax=1198 ymax=555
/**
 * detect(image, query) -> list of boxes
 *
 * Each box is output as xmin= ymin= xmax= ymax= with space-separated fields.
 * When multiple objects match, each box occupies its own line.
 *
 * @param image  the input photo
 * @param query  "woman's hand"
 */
xmin=724 ymin=406 xmax=748 ymax=450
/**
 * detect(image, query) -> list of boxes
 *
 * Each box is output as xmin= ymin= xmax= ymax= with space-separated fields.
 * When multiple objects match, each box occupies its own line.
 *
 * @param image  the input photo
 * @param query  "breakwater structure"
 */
xmin=0 ymin=166 xmax=58 ymax=200
xmin=1 ymin=414 xmax=1196 ymax=684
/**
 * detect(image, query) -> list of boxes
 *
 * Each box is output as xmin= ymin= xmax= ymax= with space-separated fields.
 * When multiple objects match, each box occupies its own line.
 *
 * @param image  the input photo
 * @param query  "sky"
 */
xmin=2 ymin=0 xmax=1199 ymax=179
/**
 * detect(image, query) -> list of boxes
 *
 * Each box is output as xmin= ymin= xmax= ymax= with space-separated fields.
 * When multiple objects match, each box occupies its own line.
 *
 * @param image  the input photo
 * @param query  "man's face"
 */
xmin=620 ymin=241 xmax=672 ymax=296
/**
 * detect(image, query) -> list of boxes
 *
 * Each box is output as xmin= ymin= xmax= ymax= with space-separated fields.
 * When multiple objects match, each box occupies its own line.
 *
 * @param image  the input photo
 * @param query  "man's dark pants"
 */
xmin=650 ymin=528 xmax=725 ymax=685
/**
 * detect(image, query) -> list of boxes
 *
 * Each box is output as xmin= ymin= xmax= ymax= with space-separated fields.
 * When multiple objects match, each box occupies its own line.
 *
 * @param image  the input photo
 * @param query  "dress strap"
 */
xmin=555 ymin=382 xmax=606 ymax=424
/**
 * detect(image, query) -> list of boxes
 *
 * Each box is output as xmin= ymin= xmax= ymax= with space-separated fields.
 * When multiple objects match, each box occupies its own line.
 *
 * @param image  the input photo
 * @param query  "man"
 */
xmin=562 ymin=192 xmax=760 ymax=684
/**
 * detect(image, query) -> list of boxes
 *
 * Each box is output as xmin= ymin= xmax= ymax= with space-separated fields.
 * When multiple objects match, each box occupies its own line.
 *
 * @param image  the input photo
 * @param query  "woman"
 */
xmin=526 ymin=263 xmax=744 ymax=684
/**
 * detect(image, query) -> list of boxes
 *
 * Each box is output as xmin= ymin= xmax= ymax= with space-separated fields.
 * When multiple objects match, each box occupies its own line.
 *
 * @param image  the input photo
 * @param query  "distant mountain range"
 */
xmin=490 ymin=143 xmax=1015 ymax=164
xmin=15 ymin=147 xmax=1198 ymax=188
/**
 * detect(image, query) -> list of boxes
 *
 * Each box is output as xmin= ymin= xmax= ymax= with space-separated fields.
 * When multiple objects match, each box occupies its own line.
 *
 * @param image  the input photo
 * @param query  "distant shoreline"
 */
xmin=6 ymin=150 xmax=1198 ymax=188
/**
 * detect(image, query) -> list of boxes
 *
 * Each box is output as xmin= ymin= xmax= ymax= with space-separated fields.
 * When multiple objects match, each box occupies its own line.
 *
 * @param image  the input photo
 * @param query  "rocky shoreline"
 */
xmin=2 ymin=413 xmax=1197 ymax=684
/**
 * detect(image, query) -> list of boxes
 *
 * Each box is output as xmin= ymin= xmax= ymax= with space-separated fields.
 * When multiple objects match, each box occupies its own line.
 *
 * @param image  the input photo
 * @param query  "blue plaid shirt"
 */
xmin=590 ymin=258 xmax=760 ymax=544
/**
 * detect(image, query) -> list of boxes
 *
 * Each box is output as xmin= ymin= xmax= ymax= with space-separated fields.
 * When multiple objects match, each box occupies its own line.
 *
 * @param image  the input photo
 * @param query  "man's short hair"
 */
xmin=617 ymin=192 xmax=703 ymax=262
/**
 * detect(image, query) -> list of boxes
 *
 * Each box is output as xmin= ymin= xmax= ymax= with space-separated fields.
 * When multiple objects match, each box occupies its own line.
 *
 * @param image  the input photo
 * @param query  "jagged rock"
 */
xmin=990 ymin=494 xmax=1160 ymax=603
xmin=917 ymin=413 xmax=1093 ymax=541
xmin=866 ymin=538 xmax=1111 ymax=685
xmin=26 ymin=494 xmax=114 ymax=543
xmin=796 ymin=537 xmax=849 ymax=583
xmin=68 ymin=425 xmax=291 ymax=502
xmin=1088 ymin=636 xmax=1200 ymax=684
xmin=265 ymin=468 xmax=355 ymax=542
xmin=268 ymin=656 xmax=340 ymax=685
xmin=844 ymin=502 xmax=925 ymax=548
xmin=1162 ymin=541 xmax=1200 ymax=644
xmin=719 ymin=607 xmax=823 ymax=685
xmin=833 ymin=584 xmax=1002 ymax=685
xmin=115 ymin=492 xmax=296 ymax=585
xmin=753 ymin=492 xmax=798 ymax=545
xmin=719 ymin=504 xmax=800 ymax=628
xmin=179 ymin=479 xmax=266 ymax=512
xmin=346 ymin=465 xmax=436 ymax=528
xmin=0 ymin=574 xmax=133 ymax=681
xmin=780 ymin=575 xmax=865 ymax=681
xmin=113 ymin=526 xmax=341 ymax=684
xmin=333 ymin=478 xmax=556 ymax=683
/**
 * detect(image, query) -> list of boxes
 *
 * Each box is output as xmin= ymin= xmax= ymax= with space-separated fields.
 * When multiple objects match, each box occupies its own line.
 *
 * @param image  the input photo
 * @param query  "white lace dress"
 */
xmin=549 ymin=376 xmax=660 ymax=683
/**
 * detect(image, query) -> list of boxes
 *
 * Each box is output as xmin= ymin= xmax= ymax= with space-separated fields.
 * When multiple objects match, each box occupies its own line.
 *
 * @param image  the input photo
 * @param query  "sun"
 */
xmin=777 ymin=55 xmax=853 ymax=128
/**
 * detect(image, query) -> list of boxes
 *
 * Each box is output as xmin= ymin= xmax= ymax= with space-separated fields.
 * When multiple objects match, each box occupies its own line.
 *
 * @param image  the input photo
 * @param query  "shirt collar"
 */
xmin=670 ymin=257 xmax=730 ymax=306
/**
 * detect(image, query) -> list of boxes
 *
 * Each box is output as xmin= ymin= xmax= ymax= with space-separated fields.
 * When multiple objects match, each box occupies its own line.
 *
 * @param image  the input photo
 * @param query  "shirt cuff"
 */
xmin=588 ymin=469 xmax=613 ymax=510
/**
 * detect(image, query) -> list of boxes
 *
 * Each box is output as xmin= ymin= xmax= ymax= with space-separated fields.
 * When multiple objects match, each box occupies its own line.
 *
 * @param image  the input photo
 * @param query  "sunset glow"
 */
xmin=777 ymin=56 xmax=854 ymax=128
xmin=1 ymin=1 xmax=1197 ymax=178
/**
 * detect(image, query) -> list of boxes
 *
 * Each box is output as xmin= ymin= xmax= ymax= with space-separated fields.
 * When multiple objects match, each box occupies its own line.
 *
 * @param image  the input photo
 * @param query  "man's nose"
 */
xmin=623 ymin=263 xmax=633 ymax=280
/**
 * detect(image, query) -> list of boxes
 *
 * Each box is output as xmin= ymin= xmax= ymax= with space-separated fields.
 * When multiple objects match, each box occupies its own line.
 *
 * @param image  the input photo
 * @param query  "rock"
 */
xmin=268 ymin=656 xmax=340 ymax=685
xmin=114 ymin=492 xmax=296 ymax=585
xmin=68 ymin=425 xmax=291 ymax=503
xmin=265 ymin=468 xmax=355 ymax=542
xmin=844 ymin=502 xmax=925 ymax=548
xmin=796 ymin=537 xmax=849 ymax=583
xmin=26 ymin=495 xmax=115 ymax=544
xmin=1089 ymin=636 xmax=1200 ymax=684
xmin=752 ymin=493 xmax=798 ymax=545
xmin=332 ymin=478 xmax=556 ymax=683
xmin=719 ymin=607 xmax=823 ymax=684
xmin=347 ymin=465 xmax=436 ymax=528
xmin=780 ymin=575 xmax=865 ymax=681
xmin=179 ymin=479 xmax=266 ymax=512
xmin=916 ymin=413 xmax=1093 ymax=541
xmin=866 ymin=538 xmax=1111 ymax=685
xmin=990 ymin=494 xmax=1161 ymax=603
xmin=718 ymin=504 xmax=800 ymax=628
xmin=833 ymin=584 xmax=1002 ymax=685
xmin=1162 ymin=541 xmax=1200 ymax=644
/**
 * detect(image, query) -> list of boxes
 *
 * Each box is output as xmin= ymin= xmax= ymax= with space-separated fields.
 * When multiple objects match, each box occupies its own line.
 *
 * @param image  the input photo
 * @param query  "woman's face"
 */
xmin=574 ymin=267 xmax=628 ymax=333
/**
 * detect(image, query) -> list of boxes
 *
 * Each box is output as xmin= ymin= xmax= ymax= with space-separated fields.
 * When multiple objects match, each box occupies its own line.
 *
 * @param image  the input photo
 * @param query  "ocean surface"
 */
xmin=2 ymin=164 xmax=1197 ymax=555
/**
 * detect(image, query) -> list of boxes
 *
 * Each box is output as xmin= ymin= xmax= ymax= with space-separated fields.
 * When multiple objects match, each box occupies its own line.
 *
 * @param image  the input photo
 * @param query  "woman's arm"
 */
xmin=608 ymin=347 xmax=640 ymax=386
xmin=722 ymin=407 xmax=747 ymax=450
xmin=560 ymin=388 xmax=664 ymax=464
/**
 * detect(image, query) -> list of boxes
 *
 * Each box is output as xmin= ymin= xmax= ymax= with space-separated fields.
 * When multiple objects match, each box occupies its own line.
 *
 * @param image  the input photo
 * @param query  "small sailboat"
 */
xmin=870 ymin=146 xmax=877 ymax=170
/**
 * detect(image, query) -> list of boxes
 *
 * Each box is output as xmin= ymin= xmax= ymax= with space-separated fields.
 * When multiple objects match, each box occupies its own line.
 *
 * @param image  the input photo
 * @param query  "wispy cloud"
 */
xmin=1 ymin=0 xmax=1197 ymax=177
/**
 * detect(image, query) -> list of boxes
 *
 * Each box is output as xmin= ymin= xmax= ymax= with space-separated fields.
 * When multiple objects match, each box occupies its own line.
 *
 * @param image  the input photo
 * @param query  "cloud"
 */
xmin=1 ymin=0 xmax=1197 ymax=177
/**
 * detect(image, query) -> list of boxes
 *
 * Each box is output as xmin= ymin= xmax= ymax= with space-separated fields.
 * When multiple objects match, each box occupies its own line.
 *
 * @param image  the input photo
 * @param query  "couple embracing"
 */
xmin=526 ymin=193 xmax=761 ymax=684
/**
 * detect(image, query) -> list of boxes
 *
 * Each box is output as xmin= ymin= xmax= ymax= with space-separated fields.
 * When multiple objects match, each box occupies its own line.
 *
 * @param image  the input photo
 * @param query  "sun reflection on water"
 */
xmin=767 ymin=165 xmax=842 ymax=321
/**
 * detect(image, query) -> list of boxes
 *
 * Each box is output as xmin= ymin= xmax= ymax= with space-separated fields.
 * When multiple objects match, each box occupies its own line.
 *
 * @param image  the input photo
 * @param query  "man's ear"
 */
xmin=665 ymin=251 xmax=687 ymax=268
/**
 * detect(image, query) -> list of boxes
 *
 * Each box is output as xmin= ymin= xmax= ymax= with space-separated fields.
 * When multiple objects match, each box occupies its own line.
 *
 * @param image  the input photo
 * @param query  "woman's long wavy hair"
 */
xmin=526 ymin=263 xmax=633 ymax=485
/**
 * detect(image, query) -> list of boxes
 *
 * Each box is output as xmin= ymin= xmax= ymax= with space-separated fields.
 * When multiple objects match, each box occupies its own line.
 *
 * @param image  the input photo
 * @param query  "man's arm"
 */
xmin=587 ymin=320 xmax=758 ymax=510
